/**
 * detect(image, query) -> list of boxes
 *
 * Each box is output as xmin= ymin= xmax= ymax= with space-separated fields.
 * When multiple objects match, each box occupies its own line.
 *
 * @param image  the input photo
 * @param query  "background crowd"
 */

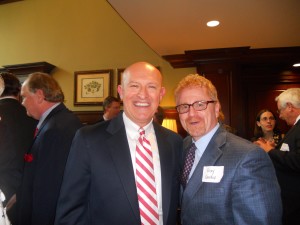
xmin=0 ymin=62 xmax=299 ymax=225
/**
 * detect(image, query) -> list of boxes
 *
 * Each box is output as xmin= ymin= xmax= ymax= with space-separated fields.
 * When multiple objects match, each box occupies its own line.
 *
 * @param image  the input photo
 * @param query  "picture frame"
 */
xmin=116 ymin=68 xmax=125 ymax=101
xmin=117 ymin=68 xmax=124 ymax=86
xmin=74 ymin=69 xmax=113 ymax=105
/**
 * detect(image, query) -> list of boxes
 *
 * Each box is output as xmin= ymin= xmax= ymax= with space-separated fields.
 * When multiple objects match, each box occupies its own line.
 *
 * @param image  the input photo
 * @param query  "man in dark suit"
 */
xmin=0 ymin=72 xmax=37 ymax=224
xmin=256 ymin=88 xmax=300 ymax=225
xmin=16 ymin=72 xmax=82 ymax=225
xmin=98 ymin=95 xmax=121 ymax=122
xmin=55 ymin=62 xmax=182 ymax=225
xmin=175 ymin=74 xmax=282 ymax=225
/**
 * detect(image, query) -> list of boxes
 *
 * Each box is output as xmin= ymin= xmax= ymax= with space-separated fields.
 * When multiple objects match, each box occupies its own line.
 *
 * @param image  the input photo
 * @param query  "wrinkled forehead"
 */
xmin=123 ymin=69 xmax=162 ymax=86
xmin=178 ymin=85 xmax=211 ymax=99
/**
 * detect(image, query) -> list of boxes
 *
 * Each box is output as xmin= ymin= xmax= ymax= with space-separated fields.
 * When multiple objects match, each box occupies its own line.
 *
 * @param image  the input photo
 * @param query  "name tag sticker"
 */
xmin=202 ymin=166 xmax=224 ymax=183
xmin=280 ymin=143 xmax=290 ymax=152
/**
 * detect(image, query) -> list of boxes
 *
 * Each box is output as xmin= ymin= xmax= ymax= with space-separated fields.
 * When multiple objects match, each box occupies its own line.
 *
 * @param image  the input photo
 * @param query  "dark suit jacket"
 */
xmin=0 ymin=98 xmax=37 ymax=202
xmin=16 ymin=103 xmax=82 ymax=225
xmin=269 ymin=119 xmax=300 ymax=225
xmin=55 ymin=113 xmax=182 ymax=225
xmin=181 ymin=127 xmax=282 ymax=225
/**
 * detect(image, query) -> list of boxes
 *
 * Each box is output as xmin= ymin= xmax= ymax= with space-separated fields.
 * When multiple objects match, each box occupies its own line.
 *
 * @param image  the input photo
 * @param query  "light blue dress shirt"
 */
xmin=188 ymin=123 xmax=220 ymax=181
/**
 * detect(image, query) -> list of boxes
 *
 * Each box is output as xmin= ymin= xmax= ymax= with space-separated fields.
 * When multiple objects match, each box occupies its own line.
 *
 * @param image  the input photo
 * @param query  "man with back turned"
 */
xmin=16 ymin=72 xmax=82 ymax=225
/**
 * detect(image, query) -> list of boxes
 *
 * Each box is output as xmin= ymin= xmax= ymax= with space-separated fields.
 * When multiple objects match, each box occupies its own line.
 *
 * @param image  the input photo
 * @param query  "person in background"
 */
xmin=153 ymin=105 xmax=165 ymax=125
xmin=252 ymin=109 xmax=284 ymax=147
xmin=16 ymin=72 xmax=82 ymax=225
xmin=0 ymin=72 xmax=37 ymax=224
xmin=99 ymin=95 xmax=121 ymax=122
xmin=255 ymin=88 xmax=300 ymax=225
xmin=55 ymin=62 xmax=182 ymax=225
xmin=175 ymin=74 xmax=282 ymax=225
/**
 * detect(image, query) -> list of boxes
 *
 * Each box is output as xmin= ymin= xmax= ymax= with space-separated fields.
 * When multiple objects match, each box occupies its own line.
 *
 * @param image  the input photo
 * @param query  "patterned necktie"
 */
xmin=180 ymin=143 xmax=197 ymax=189
xmin=136 ymin=128 xmax=159 ymax=225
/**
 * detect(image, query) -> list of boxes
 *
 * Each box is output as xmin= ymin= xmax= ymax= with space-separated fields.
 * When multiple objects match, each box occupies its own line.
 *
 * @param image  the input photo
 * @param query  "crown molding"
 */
xmin=1 ymin=61 xmax=56 ymax=76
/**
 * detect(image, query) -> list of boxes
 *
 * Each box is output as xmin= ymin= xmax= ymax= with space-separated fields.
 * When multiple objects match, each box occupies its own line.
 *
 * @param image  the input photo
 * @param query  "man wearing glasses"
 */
xmin=256 ymin=88 xmax=300 ymax=225
xmin=174 ymin=74 xmax=282 ymax=225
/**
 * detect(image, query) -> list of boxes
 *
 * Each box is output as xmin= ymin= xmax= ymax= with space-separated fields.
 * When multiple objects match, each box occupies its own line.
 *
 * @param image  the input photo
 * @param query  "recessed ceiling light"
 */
xmin=207 ymin=20 xmax=220 ymax=27
xmin=293 ymin=63 xmax=300 ymax=67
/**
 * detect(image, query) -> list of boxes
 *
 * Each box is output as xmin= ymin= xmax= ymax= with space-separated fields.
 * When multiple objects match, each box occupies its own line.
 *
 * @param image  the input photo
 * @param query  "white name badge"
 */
xmin=280 ymin=143 xmax=290 ymax=151
xmin=202 ymin=166 xmax=224 ymax=183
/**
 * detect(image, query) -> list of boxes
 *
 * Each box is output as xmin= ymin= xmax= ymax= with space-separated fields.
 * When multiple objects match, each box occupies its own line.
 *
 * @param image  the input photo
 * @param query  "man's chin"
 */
xmin=187 ymin=127 xmax=205 ymax=140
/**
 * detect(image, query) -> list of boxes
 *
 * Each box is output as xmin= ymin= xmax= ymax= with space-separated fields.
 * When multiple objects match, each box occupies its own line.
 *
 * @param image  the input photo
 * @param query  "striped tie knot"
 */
xmin=139 ymin=128 xmax=145 ymax=136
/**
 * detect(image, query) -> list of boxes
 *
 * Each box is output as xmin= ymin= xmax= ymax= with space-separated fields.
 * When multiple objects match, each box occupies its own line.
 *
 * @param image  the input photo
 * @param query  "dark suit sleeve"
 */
xmin=268 ymin=124 xmax=300 ymax=172
xmin=232 ymin=148 xmax=282 ymax=225
xmin=0 ymin=102 xmax=36 ymax=202
xmin=31 ymin=122 xmax=80 ymax=224
xmin=55 ymin=129 xmax=90 ymax=225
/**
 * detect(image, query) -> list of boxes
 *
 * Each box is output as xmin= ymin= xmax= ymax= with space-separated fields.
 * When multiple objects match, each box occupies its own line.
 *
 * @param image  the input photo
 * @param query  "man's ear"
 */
xmin=117 ymin=85 xmax=123 ymax=100
xmin=215 ymin=102 xmax=220 ymax=118
xmin=35 ymin=89 xmax=45 ymax=103
xmin=159 ymin=87 xmax=166 ymax=101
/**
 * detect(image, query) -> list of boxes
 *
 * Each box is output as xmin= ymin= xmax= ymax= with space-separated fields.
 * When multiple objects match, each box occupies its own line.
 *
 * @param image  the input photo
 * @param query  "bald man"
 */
xmin=55 ymin=62 xmax=182 ymax=225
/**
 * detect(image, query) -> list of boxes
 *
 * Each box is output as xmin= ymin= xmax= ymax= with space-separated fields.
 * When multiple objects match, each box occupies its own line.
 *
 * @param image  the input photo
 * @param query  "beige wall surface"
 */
xmin=0 ymin=0 xmax=195 ymax=110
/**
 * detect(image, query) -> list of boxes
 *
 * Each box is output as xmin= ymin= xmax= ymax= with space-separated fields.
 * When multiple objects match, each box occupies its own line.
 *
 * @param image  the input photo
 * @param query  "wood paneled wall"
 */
xmin=163 ymin=46 xmax=300 ymax=139
xmin=73 ymin=111 xmax=101 ymax=125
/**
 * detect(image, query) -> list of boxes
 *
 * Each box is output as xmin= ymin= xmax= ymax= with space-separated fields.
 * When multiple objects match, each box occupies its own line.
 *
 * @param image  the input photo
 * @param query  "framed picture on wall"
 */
xmin=117 ymin=68 xmax=124 ymax=86
xmin=74 ymin=69 xmax=113 ymax=105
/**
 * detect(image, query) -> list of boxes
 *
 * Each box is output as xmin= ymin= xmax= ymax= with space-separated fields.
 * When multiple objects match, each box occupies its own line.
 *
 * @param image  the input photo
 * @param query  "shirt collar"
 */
xmin=37 ymin=102 xmax=61 ymax=129
xmin=122 ymin=112 xmax=153 ymax=139
xmin=295 ymin=115 xmax=300 ymax=125
xmin=193 ymin=123 xmax=220 ymax=151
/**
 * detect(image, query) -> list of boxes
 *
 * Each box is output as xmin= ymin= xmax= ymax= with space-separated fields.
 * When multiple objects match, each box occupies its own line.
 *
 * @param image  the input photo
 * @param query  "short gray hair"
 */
xmin=276 ymin=88 xmax=300 ymax=109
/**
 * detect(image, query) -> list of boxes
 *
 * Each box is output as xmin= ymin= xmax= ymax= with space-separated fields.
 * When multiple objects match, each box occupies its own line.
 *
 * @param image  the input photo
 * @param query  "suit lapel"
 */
xmin=277 ymin=120 xmax=299 ymax=147
xmin=106 ymin=115 xmax=140 ymax=222
xmin=154 ymin=124 xmax=173 ymax=224
xmin=28 ymin=103 xmax=66 ymax=153
xmin=36 ymin=103 xmax=65 ymax=138
xmin=182 ymin=128 xmax=225 ymax=208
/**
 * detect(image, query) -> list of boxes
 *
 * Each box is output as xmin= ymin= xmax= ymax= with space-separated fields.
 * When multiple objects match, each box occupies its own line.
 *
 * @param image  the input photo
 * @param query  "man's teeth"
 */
xmin=135 ymin=102 xmax=149 ymax=106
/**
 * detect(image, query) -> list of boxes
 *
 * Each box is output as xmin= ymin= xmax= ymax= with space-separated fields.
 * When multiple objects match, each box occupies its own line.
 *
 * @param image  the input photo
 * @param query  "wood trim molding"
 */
xmin=163 ymin=46 xmax=300 ymax=70
xmin=73 ymin=111 xmax=101 ymax=125
xmin=0 ymin=0 xmax=22 ymax=5
xmin=1 ymin=61 xmax=56 ymax=76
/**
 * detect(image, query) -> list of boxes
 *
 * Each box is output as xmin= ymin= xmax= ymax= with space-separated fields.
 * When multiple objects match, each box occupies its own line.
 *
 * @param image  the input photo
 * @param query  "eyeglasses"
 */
xmin=260 ymin=116 xmax=275 ymax=122
xmin=175 ymin=100 xmax=216 ymax=114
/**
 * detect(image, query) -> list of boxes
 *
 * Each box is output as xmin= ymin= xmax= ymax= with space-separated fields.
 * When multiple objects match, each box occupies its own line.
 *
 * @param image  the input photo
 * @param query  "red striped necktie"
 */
xmin=135 ymin=128 xmax=159 ymax=225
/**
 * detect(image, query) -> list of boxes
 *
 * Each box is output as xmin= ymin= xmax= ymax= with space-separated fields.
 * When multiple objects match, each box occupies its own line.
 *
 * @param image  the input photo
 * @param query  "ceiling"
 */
xmin=107 ymin=0 xmax=300 ymax=57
